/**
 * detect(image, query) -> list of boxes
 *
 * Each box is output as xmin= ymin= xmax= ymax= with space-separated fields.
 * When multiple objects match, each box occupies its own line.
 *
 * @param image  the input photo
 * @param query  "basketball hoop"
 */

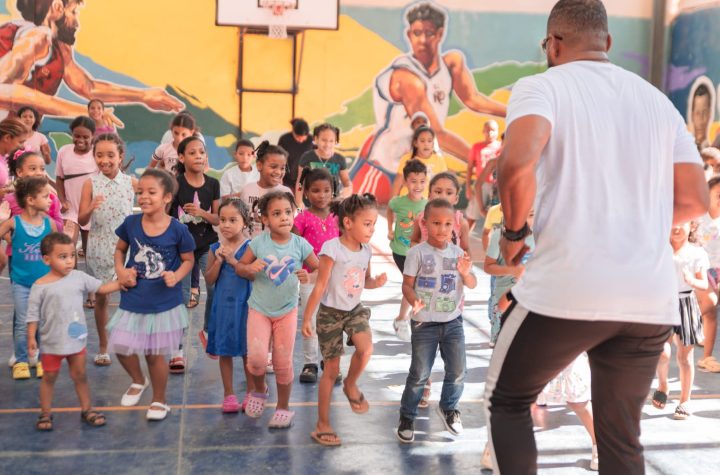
xmin=260 ymin=0 xmax=297 ymax=39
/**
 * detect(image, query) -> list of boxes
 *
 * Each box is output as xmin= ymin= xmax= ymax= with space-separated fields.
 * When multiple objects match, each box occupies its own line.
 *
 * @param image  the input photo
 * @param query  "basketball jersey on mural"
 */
xmin=368 ymin=54 xmax=452 ymax=173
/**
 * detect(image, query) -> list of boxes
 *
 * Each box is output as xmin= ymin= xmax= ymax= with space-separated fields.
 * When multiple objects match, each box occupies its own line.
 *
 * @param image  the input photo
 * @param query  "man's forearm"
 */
xmin=497 ymin=163 xmax=535 ymax=230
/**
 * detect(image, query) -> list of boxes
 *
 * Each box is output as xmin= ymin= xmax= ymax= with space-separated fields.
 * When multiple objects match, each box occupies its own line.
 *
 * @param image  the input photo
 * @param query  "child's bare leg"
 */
xmin=344 ymin=331 xmax=373 ymax=397
xmin=697 ymin=289 xmax=717 ymax=358
xmin=396 ymin=297 xmax=411 ymax=322
xmin=242 ymin=356 xmax=255 ymax=393
xmin=39 ymin=370 xmax=58 ymax=414
xmin=94 ymin=294 xmax=109 ymax=354
xmin=567 ymin=400 xmax=596 ymax=445
xmin=317 ymin=357 xmax=340 ymax=433
xmin=675 ymin=336 xmax=694 ymax=404
xmin=145 ymin=354 xmax=168 ymax=403
xmin=219 ymin=356 xmax=234 ymax=397
xmin=67 ymin=352 xmax=91 ymax=411
xmin=656 ymin=339 xmax=672 ymax=396
xmin=116 ymin=354 xmax=145 ymax=394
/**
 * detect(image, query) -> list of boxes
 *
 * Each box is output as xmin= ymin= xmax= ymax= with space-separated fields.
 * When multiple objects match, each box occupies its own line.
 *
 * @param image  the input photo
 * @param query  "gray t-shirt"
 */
xmin=26 ymin=270 xmax=102 ymax=355
xmin=404 ymin=241 xmax=467 ymax=323
xmin=319 ymin=238 xmax=371 ymax=312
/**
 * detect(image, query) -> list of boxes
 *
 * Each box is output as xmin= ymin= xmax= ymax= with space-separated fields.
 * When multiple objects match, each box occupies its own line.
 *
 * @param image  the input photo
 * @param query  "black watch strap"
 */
xmin=502 ymin=222 xmax=531 ymax=242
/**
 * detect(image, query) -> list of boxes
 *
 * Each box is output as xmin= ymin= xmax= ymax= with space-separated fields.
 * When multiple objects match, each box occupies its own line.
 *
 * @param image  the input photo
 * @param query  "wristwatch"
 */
xmin=501 ymin=222 xmax=532 ymax=242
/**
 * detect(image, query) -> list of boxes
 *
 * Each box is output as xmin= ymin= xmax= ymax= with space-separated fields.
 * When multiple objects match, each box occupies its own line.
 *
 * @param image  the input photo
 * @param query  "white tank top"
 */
xmin=367 ymin=54 xmax=452 ymax=172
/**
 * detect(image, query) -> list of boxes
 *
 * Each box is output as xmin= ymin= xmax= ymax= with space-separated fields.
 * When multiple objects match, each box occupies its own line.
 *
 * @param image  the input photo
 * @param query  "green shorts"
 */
xmin=317 ymin=303 xmax=371 ymax=360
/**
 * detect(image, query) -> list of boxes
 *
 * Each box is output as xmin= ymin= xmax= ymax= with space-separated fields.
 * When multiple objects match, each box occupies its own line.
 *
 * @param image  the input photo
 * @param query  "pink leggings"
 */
xmin=247 ymin=307 xmax=297 ymax=385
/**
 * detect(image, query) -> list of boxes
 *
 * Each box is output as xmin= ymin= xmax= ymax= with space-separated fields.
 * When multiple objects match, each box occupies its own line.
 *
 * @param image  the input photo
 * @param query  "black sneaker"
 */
xmin=437 ymin=406 xmax=463 ymax=435
xmin=299 ymin=364 xmax=318 ymax=383
xmin=396 ymin=416 xmax=415 ymax=443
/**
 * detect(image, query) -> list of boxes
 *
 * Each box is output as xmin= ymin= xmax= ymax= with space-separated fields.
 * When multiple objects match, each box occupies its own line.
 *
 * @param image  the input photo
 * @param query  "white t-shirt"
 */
xmin=694 ymin=213 xmax=720 ymax=268
xmin=152 ymin=142 xmax=179 ymax=174
xmin=673 ymin=244 xmax=709 ymax=292
xmin=238 ymin=182 xmax=293 ymax=238
xmin=220 ymin=165 xmax=260 ymax=197
xmin=507 ymin=61 xmax=701 ymax=325
xmin=319 ymin=238 xmax=371 ymax=312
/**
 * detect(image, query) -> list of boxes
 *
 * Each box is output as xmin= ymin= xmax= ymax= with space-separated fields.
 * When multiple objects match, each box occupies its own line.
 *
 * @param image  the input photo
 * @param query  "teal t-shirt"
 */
xmin=389 ymin=195 xmax=427 ymax=256
xmin=248 ymin=232 xmax=313 ymax=317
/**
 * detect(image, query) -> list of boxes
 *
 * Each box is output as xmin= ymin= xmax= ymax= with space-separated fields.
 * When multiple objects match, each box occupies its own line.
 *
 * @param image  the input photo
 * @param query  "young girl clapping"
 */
xmin=237 ymin=191 xmax=318 ymax=428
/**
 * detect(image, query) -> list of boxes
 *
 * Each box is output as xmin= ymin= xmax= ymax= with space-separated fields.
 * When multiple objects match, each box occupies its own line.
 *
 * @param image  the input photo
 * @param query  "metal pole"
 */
xmin=650 ymin=0 xmax=668 ymax=91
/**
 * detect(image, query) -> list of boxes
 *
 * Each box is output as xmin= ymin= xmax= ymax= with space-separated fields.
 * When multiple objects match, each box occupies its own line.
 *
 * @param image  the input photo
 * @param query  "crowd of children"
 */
xmin=0 ymin=106 xmax=715 ymax=465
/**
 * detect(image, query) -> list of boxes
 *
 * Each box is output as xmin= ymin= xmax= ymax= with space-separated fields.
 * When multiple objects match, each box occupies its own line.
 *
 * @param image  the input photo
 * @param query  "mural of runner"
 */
xmin=0 ymin=0 xmax=183 ymax=120
xmin=350 ymin=1 xmax=507 ymax=203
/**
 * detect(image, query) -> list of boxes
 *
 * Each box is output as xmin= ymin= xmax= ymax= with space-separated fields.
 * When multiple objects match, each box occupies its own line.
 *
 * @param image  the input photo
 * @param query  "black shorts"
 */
xmin=392 ymin=252 xmax=406 ymax=272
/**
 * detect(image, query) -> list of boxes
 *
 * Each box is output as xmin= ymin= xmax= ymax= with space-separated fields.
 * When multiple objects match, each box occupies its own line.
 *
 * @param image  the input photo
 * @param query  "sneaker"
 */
xmin=396 ymin=416 xmax=415 ymax=443
xmin=7 ymin=354 xmax=15 ymax=368
xmin=393 ymin=318 xmax=411 ymax=342
xmin=299 ymin=364 xmax=318 ymax=383
xmin=673 ymin=404 xmax=691 ymax=420
xmin=12 ymin=362 xmax=30 ymax=380
xmin=481 ymin=444 xmax=493 ymax=470
xmin=590 ymin=444 xmax=599 ymax=471
xmin=266 ymin=354 xmax=274 ymax=374
xmin=35 ymin=362 xmax=43 ymax=379
xmin=698 ymin=356 xmax=720 ymax=373
xmin=437 ymin=405 xmax=463 ymax=435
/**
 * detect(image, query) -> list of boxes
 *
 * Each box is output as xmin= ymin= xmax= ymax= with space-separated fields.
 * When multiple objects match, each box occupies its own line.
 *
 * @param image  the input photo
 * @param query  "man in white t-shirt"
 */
xmin=483 ymin=1 xmax=709 ymax=473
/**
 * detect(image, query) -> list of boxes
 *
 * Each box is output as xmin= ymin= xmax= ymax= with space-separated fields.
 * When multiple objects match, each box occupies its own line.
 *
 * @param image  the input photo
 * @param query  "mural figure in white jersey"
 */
xmin=351 ymin=1 xmax=507 ymax=203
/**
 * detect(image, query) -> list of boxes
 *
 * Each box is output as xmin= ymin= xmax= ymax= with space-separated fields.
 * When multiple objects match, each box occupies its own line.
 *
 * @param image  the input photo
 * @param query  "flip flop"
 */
xmin=652 ymin=390 xmax=667 ymax=409
xmin=169 ymin=356 xmax=186 ymax=374
xmin=311 ymin=430 xmax=342 ymax=446
xmin=342 ymin=383 xmax=369 ymax=414
xmin=93 ymin=353 xmax=112 ymax=366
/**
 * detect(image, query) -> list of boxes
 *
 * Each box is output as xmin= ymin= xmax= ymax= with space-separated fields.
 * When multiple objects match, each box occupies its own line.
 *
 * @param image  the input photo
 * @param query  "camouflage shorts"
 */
xmin=317 ymin=303 xmax=371 ymax=360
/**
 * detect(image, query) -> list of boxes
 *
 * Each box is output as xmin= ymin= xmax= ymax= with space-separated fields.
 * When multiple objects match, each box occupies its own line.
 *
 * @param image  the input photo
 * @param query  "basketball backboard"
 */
xmin=216 ymin=0 xmax=339 ymax=31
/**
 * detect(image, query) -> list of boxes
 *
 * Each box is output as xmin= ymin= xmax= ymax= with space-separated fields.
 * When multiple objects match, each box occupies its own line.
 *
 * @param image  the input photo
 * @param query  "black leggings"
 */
xmin=485 ymin=297 xmax=671 ymax=474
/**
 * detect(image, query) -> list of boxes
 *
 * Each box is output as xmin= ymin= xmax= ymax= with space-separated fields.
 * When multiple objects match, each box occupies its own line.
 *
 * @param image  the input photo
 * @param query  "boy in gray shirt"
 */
xmin=397 ymin=199 xmax=477 ymax=443
xmin=27 ymin=233 xmax=120 ymax=431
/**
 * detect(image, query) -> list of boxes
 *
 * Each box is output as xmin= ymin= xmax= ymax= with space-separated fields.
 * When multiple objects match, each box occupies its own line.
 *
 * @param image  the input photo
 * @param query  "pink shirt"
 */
xmin=294 ymin=209 xmax=339 ymax=270
xmin=3 ymin=191 xmax=63 ymax=256
xmin=56 ymin=144 xmax=97 ymax=230
xmin=24 ymin=131 xmax=49 ymax=153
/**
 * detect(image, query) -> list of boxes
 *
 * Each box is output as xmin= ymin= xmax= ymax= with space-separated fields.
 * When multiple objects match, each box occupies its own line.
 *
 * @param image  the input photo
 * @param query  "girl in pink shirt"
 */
xmin=292 ymin=168 xmax=340 ymax=384
xmin=55 ymin=116 xmax=97 ymax=249
xmin=17 ymin=106 xmax=51 ymax=165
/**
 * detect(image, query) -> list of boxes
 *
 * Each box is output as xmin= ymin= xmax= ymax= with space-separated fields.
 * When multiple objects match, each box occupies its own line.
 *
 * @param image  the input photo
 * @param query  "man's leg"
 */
xmin=588 ymin=323 xmax=671 ymax=474
xmin=484 ymin=302 xmax=620 ymax=474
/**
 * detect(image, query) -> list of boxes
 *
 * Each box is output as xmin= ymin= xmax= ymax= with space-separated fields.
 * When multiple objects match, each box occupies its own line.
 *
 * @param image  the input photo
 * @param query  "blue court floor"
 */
xmin=1 ymin=227 xmax=719 ymax=474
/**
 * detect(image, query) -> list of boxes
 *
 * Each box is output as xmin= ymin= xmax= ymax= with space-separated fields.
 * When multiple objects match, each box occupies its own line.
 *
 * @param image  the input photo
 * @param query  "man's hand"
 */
xmin=500 ymin=236 xmax=530 ymax=266
xmin=142 ymin=88 xmax=185 ymax=113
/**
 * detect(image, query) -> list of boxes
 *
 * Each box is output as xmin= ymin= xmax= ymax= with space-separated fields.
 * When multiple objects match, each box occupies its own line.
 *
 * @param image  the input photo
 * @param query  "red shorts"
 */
xmin=40 ymin=348 xmax=87 ymax=373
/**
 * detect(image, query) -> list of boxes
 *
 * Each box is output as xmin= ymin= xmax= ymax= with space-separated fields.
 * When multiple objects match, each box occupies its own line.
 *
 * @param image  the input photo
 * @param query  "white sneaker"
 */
xmin=121 ymin=377 xmax=149 ymax=406
xmin=481 ymin=444 xmax=493 ymax=470
xmin=171 ymin=349 xmax=184 ymax=359
xmin=590 ymin=444 xmax=599 ymax=471
xmin=393 ymin=318 xmax=411 ymax=342
xmin=266 ymin=353 xmax=274 ymax=374
xmin=146 ymin=402 xmax=171 ymax=421
xmin=7 ymin=354 xmax=16 ymax=368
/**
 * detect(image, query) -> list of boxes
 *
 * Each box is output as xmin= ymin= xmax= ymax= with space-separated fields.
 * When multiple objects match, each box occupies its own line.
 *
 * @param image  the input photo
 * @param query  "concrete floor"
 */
xmin=1 ymin=225 xmax=719 ymax=475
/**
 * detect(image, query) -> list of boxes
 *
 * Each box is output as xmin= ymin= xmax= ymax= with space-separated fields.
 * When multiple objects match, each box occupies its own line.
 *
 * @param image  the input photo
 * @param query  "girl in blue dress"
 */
xmin=204 ymin=198 xmax=255 ymax=413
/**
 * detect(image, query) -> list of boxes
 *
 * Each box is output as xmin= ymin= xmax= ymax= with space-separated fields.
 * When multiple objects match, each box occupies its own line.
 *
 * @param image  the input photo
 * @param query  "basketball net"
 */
xmin=261 ymin=0 xmax=296 ymax=39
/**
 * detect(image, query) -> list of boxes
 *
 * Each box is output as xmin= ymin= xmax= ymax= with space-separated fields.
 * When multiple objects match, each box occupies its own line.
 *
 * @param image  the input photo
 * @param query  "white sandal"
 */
xmin=268 ymin=409 xmax=295 ymax=428
xmin=120 ymin=377 xmax=149 ymax=407
xmin=146 ymin=402 xmax=171 ymax=421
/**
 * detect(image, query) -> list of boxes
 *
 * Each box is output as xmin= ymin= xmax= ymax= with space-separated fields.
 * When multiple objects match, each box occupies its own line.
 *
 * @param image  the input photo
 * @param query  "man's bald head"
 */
xmin=548 ymin=0 xmax=609 ymax=50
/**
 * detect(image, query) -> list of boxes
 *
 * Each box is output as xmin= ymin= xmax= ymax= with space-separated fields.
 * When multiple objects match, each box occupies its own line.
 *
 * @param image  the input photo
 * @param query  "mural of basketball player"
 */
xmin=687 ymin=76 xmax=715 ymax=151
xmin=351 ymin=1 xmax=506 ymax=203
xmin=0 ymin=0 xmax=183 ymax=120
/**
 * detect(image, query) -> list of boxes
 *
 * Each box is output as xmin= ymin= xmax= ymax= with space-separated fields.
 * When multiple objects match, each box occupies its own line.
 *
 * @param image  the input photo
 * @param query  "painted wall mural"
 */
xmin=667 ymin=3 xmax=720 ymax=150
xmin=0 ymin=0 xmax=653 ymax=193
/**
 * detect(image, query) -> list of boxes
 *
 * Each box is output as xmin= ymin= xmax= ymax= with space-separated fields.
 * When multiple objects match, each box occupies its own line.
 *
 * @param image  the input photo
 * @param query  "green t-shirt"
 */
xmin=389 ymin=195 xmax=427 ymax=256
